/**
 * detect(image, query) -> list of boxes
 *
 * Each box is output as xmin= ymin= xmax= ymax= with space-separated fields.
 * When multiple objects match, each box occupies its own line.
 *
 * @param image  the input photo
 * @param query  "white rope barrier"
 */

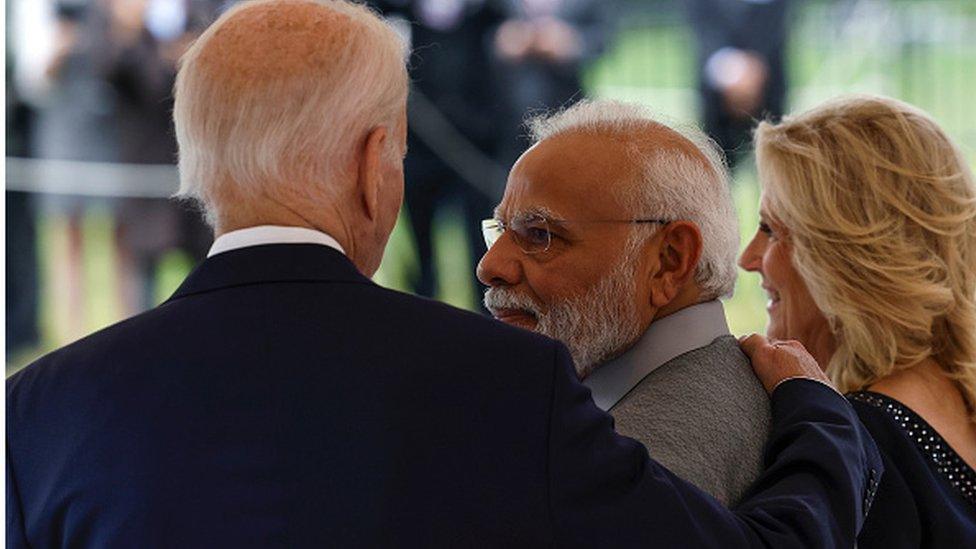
xmin=5 ymin=157 xmax=180 ymax=198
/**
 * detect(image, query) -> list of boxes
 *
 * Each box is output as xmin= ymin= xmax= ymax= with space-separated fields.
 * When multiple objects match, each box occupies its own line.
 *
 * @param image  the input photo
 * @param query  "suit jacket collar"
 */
xmin=167 ymin=243 xmax=374 ymax=302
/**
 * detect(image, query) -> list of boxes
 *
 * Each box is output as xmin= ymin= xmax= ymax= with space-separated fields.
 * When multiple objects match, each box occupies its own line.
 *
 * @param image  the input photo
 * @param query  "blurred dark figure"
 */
xmin=18 ymin=0 xmax=220 ymax=334
xmin=6 ymin=2 xmax=40 ymax=356
xmin=31 ymin=0 xmax=120 ymax=339
xmin=492 ymin=0 xmax=610 ymax=166
xmin=372 ymin=0 xmax=506 ymax=307
xmin=6 ymin=106 xmax=40 ymax=356
xmin=101 ymin=0 xmax=219 ymax=313
xmin=686 ymin=0 xmax=789 ymax=170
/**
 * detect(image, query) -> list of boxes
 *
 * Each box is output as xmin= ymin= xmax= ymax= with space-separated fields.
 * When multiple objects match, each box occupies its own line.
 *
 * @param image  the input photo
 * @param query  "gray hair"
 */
xmin=173 ymin=0 xmax=409 ymax=224
xmin=527 ymin=100 xmax=740 ymax=300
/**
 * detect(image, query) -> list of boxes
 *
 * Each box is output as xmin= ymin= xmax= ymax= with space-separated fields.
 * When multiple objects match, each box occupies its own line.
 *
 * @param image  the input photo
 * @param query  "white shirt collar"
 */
xmin=583 ymin=300 xmax=732 ymax=412
xmin=207 ymin=225 xmax=346 ymax=258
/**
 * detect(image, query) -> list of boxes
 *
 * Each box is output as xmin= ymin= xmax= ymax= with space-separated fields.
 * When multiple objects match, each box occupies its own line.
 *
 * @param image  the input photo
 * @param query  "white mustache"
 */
xmin=483 ymin=287 xmax=541 ymax=318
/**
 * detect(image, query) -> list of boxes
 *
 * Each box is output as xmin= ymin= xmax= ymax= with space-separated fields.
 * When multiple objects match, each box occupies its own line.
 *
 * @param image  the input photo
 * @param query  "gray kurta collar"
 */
xmin=582 ymin=300 xmax=732 ymax=412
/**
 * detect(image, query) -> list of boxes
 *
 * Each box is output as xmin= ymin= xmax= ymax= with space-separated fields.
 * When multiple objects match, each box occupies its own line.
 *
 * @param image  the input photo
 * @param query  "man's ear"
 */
xmin=649 ymin=221 xmax=704 ymax=308
xmin=356 ymin=125 xmax=389 ymax=222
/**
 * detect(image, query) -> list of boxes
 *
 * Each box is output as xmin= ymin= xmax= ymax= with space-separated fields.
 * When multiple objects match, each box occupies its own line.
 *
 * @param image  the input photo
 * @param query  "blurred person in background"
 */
xmin=372 ymin=0 xmax=505 ymax=308
xmin=491 ymin=0 xmax=610 ymax=168
xmin=27 ymin=0 xmax=121 ymax=339
xmin=740 ymin=95 xmax=976 ymax=546
xmin=6 ymin=1 xmax=42 ymax=358
xmin=13 ymin=0 xmax=223 ymax=336
xmin=478 ymin=100 xmax=770 ymax=506
xmin=103 ymin=0 xmax=220 ymax=314
xmin=686 ymin=0 xmax=789 ymax=171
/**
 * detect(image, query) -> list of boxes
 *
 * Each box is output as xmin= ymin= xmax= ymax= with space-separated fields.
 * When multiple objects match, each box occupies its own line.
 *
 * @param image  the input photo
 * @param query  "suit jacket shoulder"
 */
xmin=6 ymin=245 xmax=565 ymax=547
xmin=611 ymin=335 xmax=771 ymax=505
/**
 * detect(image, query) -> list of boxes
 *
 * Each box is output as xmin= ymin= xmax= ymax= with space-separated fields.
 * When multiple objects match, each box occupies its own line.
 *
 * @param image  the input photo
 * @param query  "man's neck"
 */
xmin=651 ymin=286 xmax=704 ymax=323
xmin=215 ymin=199 xmax=352 ymax=253
xmin=216 ymin=206 xmax=315 ymax=238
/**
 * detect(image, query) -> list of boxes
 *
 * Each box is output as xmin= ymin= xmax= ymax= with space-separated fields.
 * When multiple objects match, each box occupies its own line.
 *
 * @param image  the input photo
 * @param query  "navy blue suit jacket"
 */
xmin=7 ymin=244 xmax=881 ymax=547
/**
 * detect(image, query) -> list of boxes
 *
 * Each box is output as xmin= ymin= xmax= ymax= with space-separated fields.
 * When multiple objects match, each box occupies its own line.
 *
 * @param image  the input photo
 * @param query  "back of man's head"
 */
xmin=174 ymin=0 xmax=408 ymax=227
xmin=527 ymin=100 xmax=740 ymax=301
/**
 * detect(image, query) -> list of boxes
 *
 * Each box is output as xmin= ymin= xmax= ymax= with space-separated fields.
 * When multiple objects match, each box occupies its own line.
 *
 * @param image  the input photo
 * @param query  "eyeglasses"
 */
xmin=481 ymin=214 xmax=670 ymax=254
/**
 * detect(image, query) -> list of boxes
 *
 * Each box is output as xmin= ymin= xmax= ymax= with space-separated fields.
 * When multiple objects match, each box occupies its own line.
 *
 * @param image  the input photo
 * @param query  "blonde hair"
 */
xmin=173 ymin=0 xmax=408 ymax=224
xmin=755 ymin=94 xmax=976 ymax=417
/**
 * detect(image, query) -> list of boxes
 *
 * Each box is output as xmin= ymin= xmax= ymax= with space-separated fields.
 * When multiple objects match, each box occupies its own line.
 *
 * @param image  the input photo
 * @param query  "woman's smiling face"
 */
xmin=739 ymin=195 xmax=833 ymax=356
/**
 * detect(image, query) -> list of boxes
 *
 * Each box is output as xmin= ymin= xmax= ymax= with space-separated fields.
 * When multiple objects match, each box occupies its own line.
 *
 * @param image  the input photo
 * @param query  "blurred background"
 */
xmin=7 ymin=0 xmax=976 ymax=374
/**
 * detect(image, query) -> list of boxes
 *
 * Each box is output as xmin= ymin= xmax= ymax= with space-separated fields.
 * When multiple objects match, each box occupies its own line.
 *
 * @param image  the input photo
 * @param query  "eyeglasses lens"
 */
xmin=511 ymin=216 xmax=551 ymax=254
xmin=481 ymin=219 xmax=502 ymax=250
xmin=482 ymin=216 xmax=552 ymax=254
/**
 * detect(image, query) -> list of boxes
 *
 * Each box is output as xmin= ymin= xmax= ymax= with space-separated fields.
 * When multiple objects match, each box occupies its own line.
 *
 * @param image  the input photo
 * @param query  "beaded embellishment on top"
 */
xmin=849 ymin=391 xmax=976 ymax=507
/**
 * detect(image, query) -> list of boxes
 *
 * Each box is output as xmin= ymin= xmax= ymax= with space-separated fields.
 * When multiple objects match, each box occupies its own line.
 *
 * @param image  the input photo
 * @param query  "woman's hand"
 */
xmin=739 ymin=333 xmax=836 ymax=395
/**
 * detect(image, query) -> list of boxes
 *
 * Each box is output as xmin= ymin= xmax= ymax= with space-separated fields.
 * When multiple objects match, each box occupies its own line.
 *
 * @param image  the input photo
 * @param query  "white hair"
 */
xmin=527 ymin=100 xmax=740 ymax=300
xmin=173 ymin=0 xmax=408 ymax=224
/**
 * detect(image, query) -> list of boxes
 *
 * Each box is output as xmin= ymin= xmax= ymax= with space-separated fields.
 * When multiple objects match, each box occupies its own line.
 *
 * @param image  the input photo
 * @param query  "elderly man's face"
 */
xmin=477 ymin=132 xmax=660 ymax=376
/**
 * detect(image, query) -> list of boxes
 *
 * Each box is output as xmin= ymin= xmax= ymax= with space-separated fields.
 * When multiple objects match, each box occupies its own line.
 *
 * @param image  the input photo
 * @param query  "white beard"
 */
xmin=484 ymin=256 xmax=644 ymax=379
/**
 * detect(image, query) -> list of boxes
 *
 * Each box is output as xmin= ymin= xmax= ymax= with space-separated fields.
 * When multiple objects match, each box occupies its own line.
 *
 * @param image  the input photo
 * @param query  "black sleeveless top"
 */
xmin=848 ymin=391 xmax=976 ymax=548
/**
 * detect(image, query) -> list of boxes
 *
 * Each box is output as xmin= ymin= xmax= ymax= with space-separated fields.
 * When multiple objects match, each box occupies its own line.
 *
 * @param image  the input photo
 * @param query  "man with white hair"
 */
xmin=7 ymin=1 xmax=881 ymax=547
xmin=479 ymin=99 xmax=770 ymax=505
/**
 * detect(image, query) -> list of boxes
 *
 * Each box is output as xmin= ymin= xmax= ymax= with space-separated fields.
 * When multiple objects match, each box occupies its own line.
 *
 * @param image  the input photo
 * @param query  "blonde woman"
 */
xmin=740 ymin=95 xmax=976 ymax=547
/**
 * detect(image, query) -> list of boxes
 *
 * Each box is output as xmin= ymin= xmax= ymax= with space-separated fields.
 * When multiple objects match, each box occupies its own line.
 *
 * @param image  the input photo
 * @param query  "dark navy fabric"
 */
xmin=8 ymin=244 xmax=881 ymax=548
xmin=850 ymin=391 xmax=976 ymax=548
